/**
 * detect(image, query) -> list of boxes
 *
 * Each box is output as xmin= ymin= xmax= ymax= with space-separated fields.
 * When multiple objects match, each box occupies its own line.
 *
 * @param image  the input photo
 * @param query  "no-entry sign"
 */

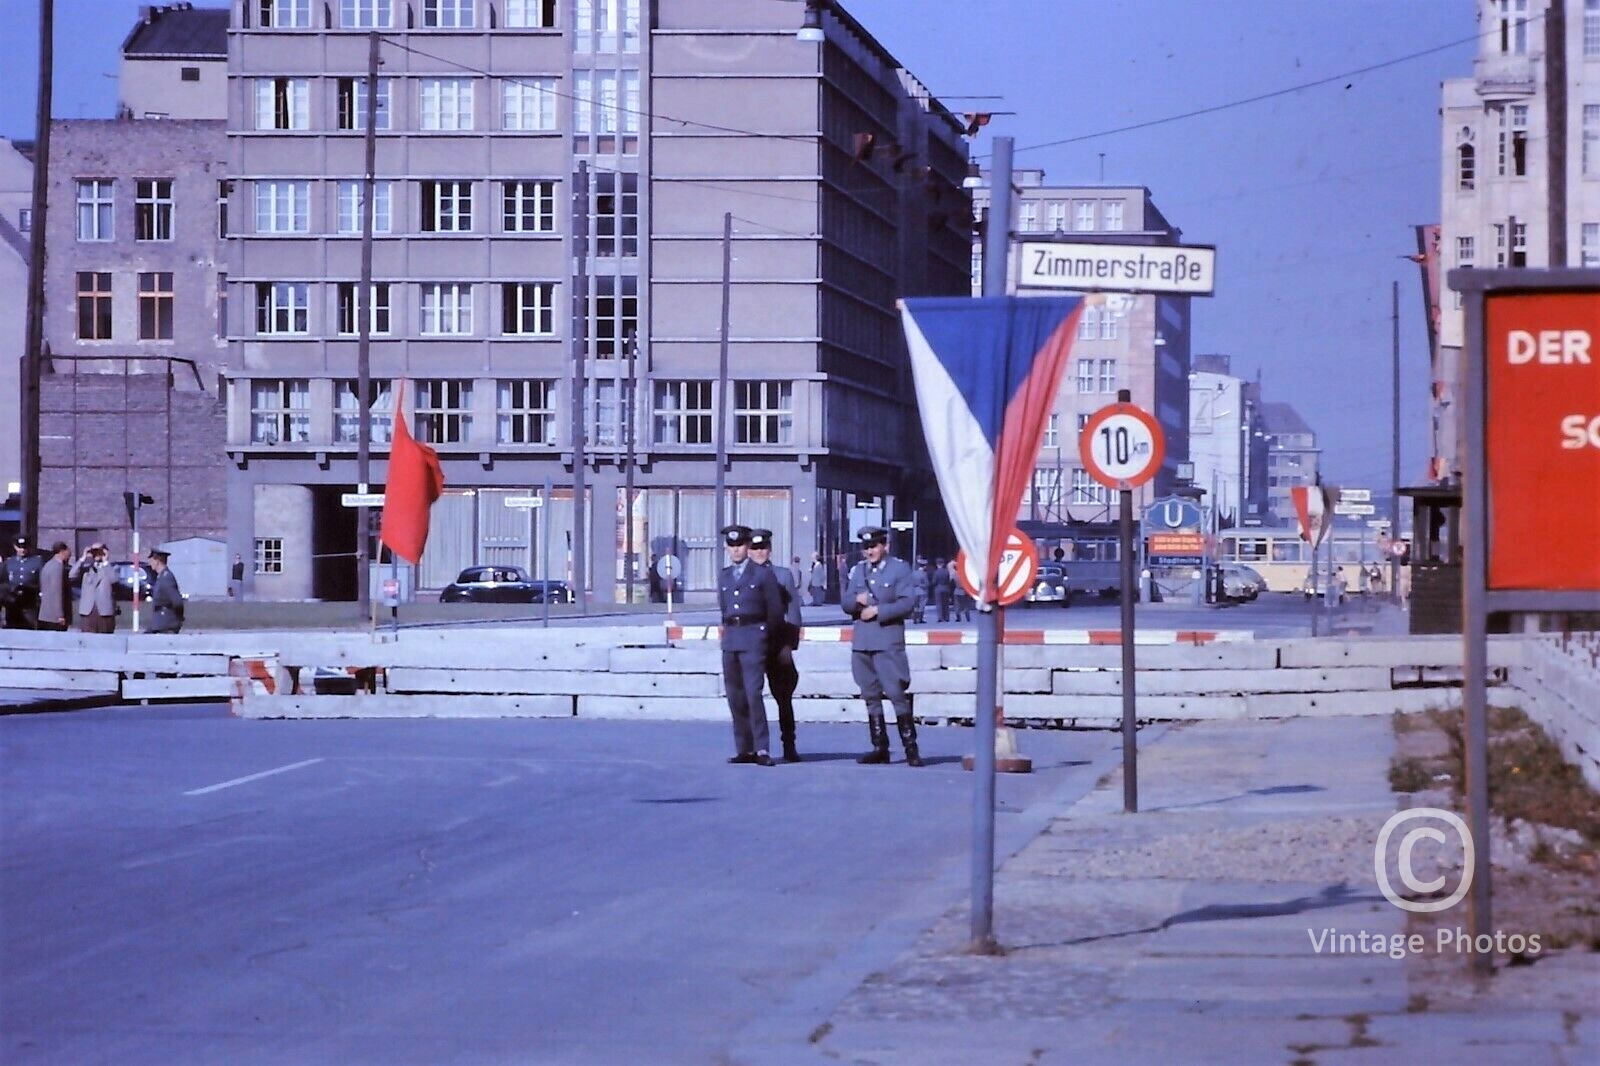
xmin=1485 ymin=292 xmax=1600 ymax=590
xmin=955 ymin=530 xmax=1039 ymax=606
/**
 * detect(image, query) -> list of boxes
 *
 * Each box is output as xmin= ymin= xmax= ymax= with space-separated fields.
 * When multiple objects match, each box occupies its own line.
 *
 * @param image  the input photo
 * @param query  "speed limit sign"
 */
xmin=1080 ymin=402 xmax=1166 ymax=489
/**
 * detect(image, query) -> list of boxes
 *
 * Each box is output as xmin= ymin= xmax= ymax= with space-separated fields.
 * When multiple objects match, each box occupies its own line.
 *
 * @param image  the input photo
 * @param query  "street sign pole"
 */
xmin=1119 ymin=478 xmax=1137 ymax=813
xmin=542 ymin=477 xmax=553 ymax=629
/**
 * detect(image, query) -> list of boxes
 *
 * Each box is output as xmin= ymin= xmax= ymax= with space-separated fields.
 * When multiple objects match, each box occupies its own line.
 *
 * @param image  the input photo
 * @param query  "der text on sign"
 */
xmin=1485 ymin=293 xmax=1600 ymax=591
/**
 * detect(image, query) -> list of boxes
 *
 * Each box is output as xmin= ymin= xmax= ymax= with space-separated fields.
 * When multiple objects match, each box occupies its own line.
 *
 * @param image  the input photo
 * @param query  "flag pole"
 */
xmin=970 ymin=134 xmax=1014 ymax=955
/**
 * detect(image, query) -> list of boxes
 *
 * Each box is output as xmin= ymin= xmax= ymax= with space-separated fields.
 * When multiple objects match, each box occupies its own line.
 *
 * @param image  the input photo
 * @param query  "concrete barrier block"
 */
xmin=1246 ymin=688 xmax=1463 ymax=718
xmin=121 ymin=676 xmax=237 ymax=700
xmin=0 ymin=667 xmax=121 ymax=692
xmin=386 ymin=667 xmax=721 ymax=698
xmin=0 ymin=649 xmax=231 ymax=675
xmin=239 ymin=693 xmax=572 ymax=718
xmin=0 ymin=630 xmax=128 ymax=653
xmin=577 ymin=694 xmax=727 ymax=720
xmin=610 ymin=647 xmax=723 ymax=674
xmin=1052 ymin=666 xmax=1393 ymax=697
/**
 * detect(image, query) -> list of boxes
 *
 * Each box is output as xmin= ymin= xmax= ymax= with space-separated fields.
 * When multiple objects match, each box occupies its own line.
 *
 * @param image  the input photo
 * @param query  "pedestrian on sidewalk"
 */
xmin=843 ymin=526 xmax=921 ymax=767
xmin=146 ymin=549 xmax=185 ymax=634
xmin=717 ymin=524 xmax=784 ymax=767
xmin=808 ymin=551 xmax=828 ymax=606
xmin=751 ymin=529 xmax=803 ymax=762
xmin=36 ymin=542 xmax=72 ymax=632
xmin=949 ymin=559 xmax=974 ymax=622
xmin=931 ymin=557 xmax=952 ymax=622
xmin=910 ymin=558 xmax=930 ymax=624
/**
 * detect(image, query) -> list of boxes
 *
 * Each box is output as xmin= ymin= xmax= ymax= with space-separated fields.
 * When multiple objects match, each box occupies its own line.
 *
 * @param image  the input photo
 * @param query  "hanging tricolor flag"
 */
xmin=899 ymin=295 xmax=1091 ymax=603
xmin=380 ymin=379 xmax=446 ymax=565
xmin=1290 ymin=483 xmax=1339 ymax=546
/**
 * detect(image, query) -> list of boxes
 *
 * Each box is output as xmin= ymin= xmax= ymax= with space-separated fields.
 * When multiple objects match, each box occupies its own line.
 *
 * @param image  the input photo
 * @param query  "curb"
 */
xmin=668 ymin=625 xmax=1252 ymax=646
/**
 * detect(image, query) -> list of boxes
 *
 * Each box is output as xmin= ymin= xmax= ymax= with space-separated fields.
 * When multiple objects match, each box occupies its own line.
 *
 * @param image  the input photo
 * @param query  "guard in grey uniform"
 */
xmin=842 ymin=525 xmax=922 ymax=766
xmin=749 ymin=528 xmax=803 ymax=762
xmin=717 ymin=524 xmax=785 ymax=766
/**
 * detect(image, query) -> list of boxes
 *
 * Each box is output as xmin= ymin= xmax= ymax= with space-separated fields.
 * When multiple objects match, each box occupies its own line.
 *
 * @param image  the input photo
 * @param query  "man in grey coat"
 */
xmin=37 ymin=543 xmax=72 ymax=631
xmin=749 ymin=528 xmax=804 ymax=762
xmin=146 ymin=549 xmax=184 ymax=634
xmin=842 ymin=525 xmax=922 ymax=766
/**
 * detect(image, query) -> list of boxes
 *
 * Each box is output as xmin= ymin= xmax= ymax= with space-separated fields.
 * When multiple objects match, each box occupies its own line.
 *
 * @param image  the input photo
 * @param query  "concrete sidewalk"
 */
xmin=742 ymin=715 xmax=1597 ymax=1065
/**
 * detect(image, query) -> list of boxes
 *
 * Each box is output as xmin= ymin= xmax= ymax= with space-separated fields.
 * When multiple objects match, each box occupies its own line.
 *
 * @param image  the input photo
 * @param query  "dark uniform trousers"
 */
xmin=767 ymin=628 xmax=800 ymax=747
xmin=722 ymin=626 xmax=771 ymax=757
xmin=851 ymin=645 xmax=911 ymax=720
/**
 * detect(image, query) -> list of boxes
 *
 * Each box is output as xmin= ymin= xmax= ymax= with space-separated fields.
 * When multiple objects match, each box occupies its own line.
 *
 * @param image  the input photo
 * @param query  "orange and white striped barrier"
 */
xmin=666 ymin=625 xmax=1250 ymax=646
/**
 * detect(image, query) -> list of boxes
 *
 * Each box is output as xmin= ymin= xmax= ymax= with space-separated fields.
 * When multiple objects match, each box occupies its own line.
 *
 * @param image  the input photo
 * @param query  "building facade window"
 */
xmin=420 ymin=78 xmax=474 ymax=131
xmin=337 ymin=282 xmax=391 ymax=335
xmin=337 ymin=180 xmax=391 ymax=234
xmin=137 ymin=272 xmax=174 ymax=340
xmin=76 ymin=272 xmax=113 ymax=340
xmin=1457 ymin=142 xmax=1476 ymax=190
xmin=1070 ymin=468 xmax=1111 ymax=506
xmin=414 ymin=379 xmax=473 ymax=444
xmin=17 ymin=208 xmax=30 ymax=233
xmin=254 ymin=537 xmax=285 ymax=574
xmin=502 ymin=180 xmax=556 ymax=232
xmin=1076 ymin=412 xmax=1091 ymax=433
xmin=1456 ymin=235 xmax=1475 ymax=267
xmin=1497 ymin=105 xmax=1528 ymax=177
xmin=573 ymin=70 xmax=641 ymax=136
xmin=1077 ymin=307 xmax=1098 ymax=341
xmin=1494 ymin=222 xmax=1507 ymax=267
xmin=501 ymin=282 xmax=556 ymax=335
xmin=259 ymin=0 xmax=312 ymax=27
xmin=575 ymin=0 xmax=641 ymax=53
xmin=255 ymin=77 xmax=310 ymax=130
xmin=250 ymin=379 xmax=310 ymax=443
xmin=496 ymin=379 xmax=556 ymax=444
xmin=335 ymin=379 xmax=392 ymax=443
xmin=593 ymin=171 xmax=638 ymax=255
xmin=1587 ymin=0 xmax=1600 ymax=57
xmin=255 ymin=282 xmax=310 ymax=334
xmin=652 ymin=380 xmax=712 ymax=445
xmin=337 ymin=78 xmax=391 ymax=131
xmin=1042 ymin=412 xmax=1059 ymax=449
xmin=338 ymin=0 xmax=391 ymax=27
xmin=419 ymin=282 xmax=473 ymax=334
xmin=420 ymin=180 xmax=473 ymax=232
xmin=733 ymin=381 xmax=793 ymax=446
xmin=1073 ymin=200 xmax=1095 ymax=231
xmin=1584 ymin=105 xmax=1600 ymax=178
xmin=591 ymin=274 xmax=637 ymax=357
xmin=1103 ymin=201 xmax=1124 ymax=231
xmin=505 ymin=0 xmax=557 ymax=28
xmin=1582 ymin=223 xmax=1600 ymax=268
xmin=422 ymin=0 xmax=474 ymax=27
xmin=1075 ymin=359 xmax=1095 ymax=392
xmin=592 ymin=379 xmax=633 ymax=448
xmin=502 ymin=80 xmax=557 ymax=131
xmin=1017 ymin=202 xmax=1038 ymax=231
xmin=1497 ymin=0 xmax=1528 ymax=55
xmin=255 ymin=180 xmax=310 ymax=233
xmin=1098 ymin=358 xmax=1117 ymax=392
xmin=1099 ymin=309 xmax=1118 ymax=340
xmin=76 ymin=179 xmax=114 ymax=241
xmin=1510 ymin=222 xmax=1527 ymax=267
xmin=134 ymin=179 xmax=174 ymax=241
xmin=1046 ymin=201 xmax=1067 ymax=231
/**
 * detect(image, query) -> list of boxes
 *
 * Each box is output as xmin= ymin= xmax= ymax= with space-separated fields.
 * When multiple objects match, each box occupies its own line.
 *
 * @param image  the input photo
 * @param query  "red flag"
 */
xmin=379 ymin=380 xmax=445 ymax=565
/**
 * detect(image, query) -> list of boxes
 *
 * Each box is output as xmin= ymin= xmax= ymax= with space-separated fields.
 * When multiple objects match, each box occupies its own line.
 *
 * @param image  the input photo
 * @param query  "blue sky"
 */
xmin=2 ymin=0 xmax=1476 ymax=491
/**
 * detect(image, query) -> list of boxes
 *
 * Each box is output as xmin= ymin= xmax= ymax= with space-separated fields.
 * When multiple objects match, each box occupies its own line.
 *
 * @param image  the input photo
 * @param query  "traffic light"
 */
xmin=124 ymin=491 xmax=155 ymax=526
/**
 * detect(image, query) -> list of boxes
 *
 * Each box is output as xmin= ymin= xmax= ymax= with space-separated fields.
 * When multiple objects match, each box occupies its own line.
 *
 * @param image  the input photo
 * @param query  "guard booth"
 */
xmin=1398 ymin=484 xmax=1462 ymax=634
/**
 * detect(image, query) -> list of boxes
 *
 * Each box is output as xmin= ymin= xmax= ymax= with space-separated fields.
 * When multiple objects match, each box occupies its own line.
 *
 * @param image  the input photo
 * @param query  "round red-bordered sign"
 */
xmin=1079 ymin=402 xmax=1166 ymax=490
xmin=954 ymin=529 xmax=1039 ymax=607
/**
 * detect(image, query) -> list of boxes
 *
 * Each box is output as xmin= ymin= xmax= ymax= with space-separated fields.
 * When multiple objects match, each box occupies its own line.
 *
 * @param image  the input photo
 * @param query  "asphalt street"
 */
xmin=0 ymin=706 xmax=1117 ymax=1065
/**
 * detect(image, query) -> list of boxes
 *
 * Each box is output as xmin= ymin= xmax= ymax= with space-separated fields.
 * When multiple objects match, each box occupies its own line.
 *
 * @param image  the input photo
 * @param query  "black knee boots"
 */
xmin=857 ymin=712 xmax=890 ymax=764
xmin=896 ymin=714 xmax=924 ymax=767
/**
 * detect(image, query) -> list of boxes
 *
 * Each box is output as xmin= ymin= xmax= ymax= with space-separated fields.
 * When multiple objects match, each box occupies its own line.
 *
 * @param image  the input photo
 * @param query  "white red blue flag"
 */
xmin=898 ymin=295 xmax=1091 ymax=603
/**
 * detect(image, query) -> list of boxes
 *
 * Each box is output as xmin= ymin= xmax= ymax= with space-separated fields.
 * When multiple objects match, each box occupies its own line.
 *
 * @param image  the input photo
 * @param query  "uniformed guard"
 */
xmin=717 ymin=524 xmax=786 ymax=766
xmin=842 ymin=526 xmax=921 ymax=766
xmin=748 ymin=528 xmax=803 ymax=762
xmin=2 ymin=535 xmax=43 ymax=630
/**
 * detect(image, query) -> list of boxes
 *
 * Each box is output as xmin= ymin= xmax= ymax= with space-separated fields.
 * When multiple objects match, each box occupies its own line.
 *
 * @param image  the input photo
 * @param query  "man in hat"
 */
xmin=717 ymin=524 xmax=785 ymax=766
xmin=146 ymin=549 xmax=185 ymax=634
xmin=2 ymin=535 xmax=43 ymax=629
xmin=748 ymin=528 xmax=804 ymax=762
xmin=842 ymin=526 xmax=922 ymax=766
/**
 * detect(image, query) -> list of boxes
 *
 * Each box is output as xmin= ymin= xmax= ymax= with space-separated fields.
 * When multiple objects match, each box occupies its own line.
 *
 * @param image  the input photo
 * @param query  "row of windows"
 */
xmin=249 ymin=280 xmax=558 ymax=336
xmin=251 ymin=73 xmax=640 ymax=135
xmin=1017 ymin=199 xmax=1126 ymax=234
xmin=1455 ymin=104 xmax=1600 ymax=193
xmin=1021 ymin=469 xmax=1119 ymax=508
xmin=74 ymin=271 xmax=175 ymax=341
xmin=75 ymin=179 xmax=177 ymax=242
xmin=1452 ymin=222 xmax=1600 ymax=268
xmin=252 ymin=0 xmax=641 ymax=53
xmin=244 ymin=377 xmax=794 ymax=447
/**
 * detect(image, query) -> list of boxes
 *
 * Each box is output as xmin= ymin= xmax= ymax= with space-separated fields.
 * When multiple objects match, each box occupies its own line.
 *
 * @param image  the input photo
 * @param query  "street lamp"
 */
xmin=796 ymin=0 xmax=825 ymax=42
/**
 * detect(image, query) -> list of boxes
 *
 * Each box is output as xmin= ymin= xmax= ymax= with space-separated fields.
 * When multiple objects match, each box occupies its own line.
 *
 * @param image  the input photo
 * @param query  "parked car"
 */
xmin=440 ymin=566 xmax=574 ymax=604
xmin=1219 ymin=563 xmax=1265 ymax=602
xmin=110 ymin=561 xmax=156 ymax=603
xmin=1021 ymin=563 xmax=1072 ymax=607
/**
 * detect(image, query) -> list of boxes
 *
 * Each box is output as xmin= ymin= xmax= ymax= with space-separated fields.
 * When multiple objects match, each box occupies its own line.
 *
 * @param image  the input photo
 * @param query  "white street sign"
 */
xmin=889 ymin=520 xmax=914 ymax=530
xmin=503 ymin=496 xmax=545 ymax=509
xmin=341 ymin=492 xmax=386 ymax=508
xmin=1335 ymin=503 xmax=1377 ymax=516
xmin=1017 ymin=241 xmax=1217 ymax=296
xmin=656 ymin=554 xmax=681 ymax=580
xmin=1367 ymin=519 xmax=1391 ymax=530
xmin=1340 ymin=488 xmax=1373 ymax=503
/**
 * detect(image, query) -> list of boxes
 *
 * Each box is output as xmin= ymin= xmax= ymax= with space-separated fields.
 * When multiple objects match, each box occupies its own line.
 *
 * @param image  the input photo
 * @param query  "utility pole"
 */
xmin=21 ymin=0 xmax=53 ymax=541
xmin=571 ymin=162 xmax=590 ymax=612
xmin=623 ymin=329 xmax=639 ymax=604
xmin=355 ymin=30 xmax=379 ymax=616
xmin=1390 ymin=281 xmax=1402 ymax=602
xmin=715 ymin=212 xmax=732 ymax=537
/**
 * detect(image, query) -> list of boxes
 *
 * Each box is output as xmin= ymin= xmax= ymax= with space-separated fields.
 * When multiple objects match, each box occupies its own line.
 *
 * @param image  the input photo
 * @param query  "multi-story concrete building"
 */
xmin=1436 ymin=0 xmax=1600 ymax=481
xmin=1 ymin=139 xmax=32 ymax=506
xmin=1258 ymin=401 xmax=1320 ymax=525
xmin=121 ymin=2 xmax=231 ymax=120
xmin=1187 ymin=354 xmax=1246 ymax=527
xmin=971 ymin=168 xmax=1193 ymax=525
xmin=38 ymin=116 xmax=230 ymax=557
xmin=225 ymin=0 xmax=970 ymax=602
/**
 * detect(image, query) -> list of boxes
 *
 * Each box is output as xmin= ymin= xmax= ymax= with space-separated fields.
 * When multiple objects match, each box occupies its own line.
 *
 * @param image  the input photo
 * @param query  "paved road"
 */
xmin=0 ymin=706 xmax=1116 ymax=1064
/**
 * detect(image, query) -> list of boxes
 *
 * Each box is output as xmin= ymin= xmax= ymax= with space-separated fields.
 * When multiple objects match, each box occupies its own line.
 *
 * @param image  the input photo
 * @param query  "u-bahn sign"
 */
xmin=1018 ymin=241 xmax=1217 ymax=296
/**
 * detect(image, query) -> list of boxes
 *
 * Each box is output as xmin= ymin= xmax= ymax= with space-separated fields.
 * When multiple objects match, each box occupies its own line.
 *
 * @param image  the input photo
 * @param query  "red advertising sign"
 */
xmin=1485 ymin=292 xmax=1600 ymax=591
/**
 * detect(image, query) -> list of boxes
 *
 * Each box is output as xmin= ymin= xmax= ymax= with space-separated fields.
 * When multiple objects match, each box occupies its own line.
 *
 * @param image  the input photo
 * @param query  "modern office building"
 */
xmin=1187 ymin=355 xmax=1247 ymax=528
xmin=224 ymin=0 xmax=971 ymax=602
xmin=970 ymin=168 xmax=1193 ymax=525
xmin=1257 ymin=401 xmax=1320 ymax=525
xmin=1436 ymin=0 xmax=1600 ymax=482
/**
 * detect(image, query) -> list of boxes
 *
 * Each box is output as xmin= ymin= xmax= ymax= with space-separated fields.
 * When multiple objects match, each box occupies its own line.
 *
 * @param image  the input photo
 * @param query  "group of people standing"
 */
xmin=0 ymin=535 xmax=184 ymax=634
xmin=717 ymin=524 xmax=923 ymax=769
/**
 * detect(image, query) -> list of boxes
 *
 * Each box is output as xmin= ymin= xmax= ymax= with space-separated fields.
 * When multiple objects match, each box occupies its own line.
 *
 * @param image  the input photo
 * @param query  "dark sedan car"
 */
xmin=440 ymin=566 xmax=574 ymax=604
xmin=1021 ymin=562 xmax=1072 ymax=607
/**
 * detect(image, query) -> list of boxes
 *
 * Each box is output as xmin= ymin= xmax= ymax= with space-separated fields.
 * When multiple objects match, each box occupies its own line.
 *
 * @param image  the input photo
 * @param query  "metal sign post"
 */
xmin=504 ymin=492 xmax=549 ymax=626
xmin=1452 ymin=267 xmax=1600 ymax=976
xmin=1081 ymin=392 xmax=1165 ymax=814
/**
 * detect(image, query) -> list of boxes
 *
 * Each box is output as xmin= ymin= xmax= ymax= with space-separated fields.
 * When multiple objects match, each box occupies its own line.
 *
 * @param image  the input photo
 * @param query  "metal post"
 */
xmin=571 ymin=163 xmax=590 ymax=612
xmin=715 ymin=212 xmax=732 ymax=537
xmin=542 ymin=477 xmax=553 ymax=629
xmin=355 ymin=30 xmax=380 ymax=617
xmin=1119 ymin=485 xmax=1137 ymax=811
xmin=624 ymin=331 xmax=638 ymax=604
xmin=1459 ymin=288 xmax=1493 ymax=976
xmin=970 ymin=134 xmax=1013 ymax=954
xmin=1390 ymin=280 xmax=1403 ymax=603
xmin=131 ymin=506 xmax=141 ymax=634
xmin=20 ymin=0 xmax=52 ymax=541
